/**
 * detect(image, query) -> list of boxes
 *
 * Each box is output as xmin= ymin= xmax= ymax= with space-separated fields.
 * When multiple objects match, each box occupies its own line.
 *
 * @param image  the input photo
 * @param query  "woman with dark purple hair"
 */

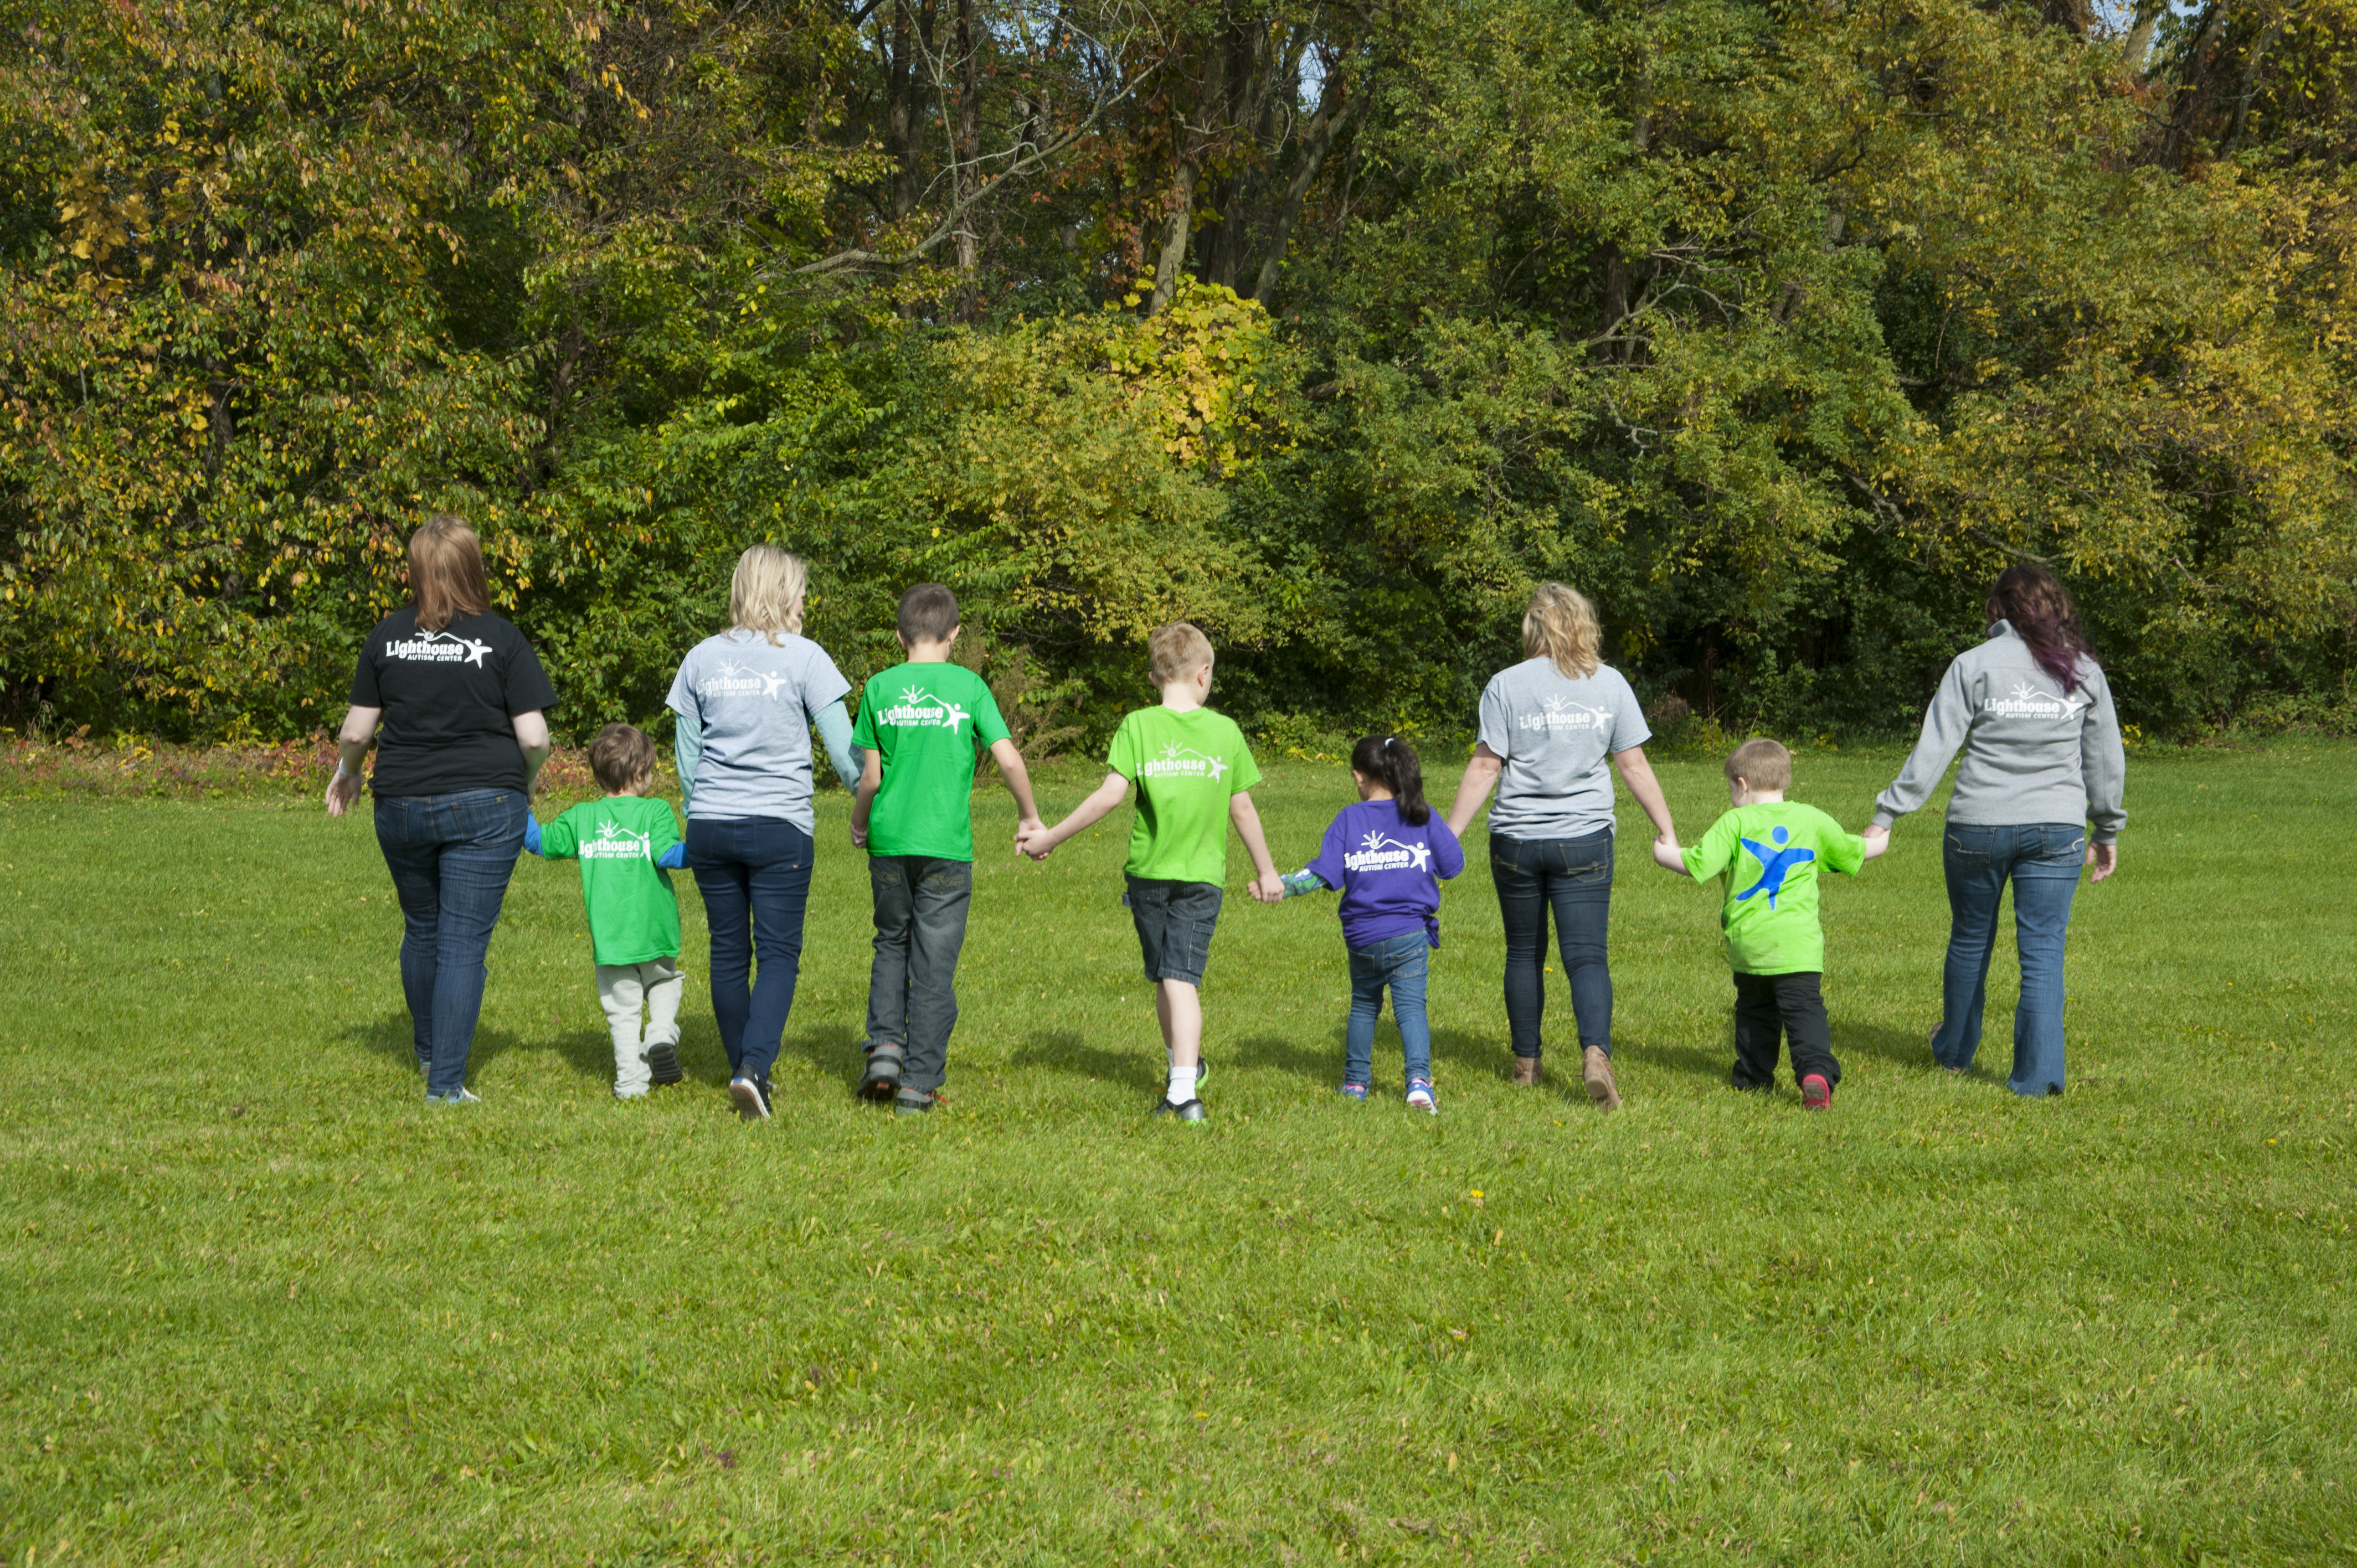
xmin=1864 ymin=564 xmax=2127 ymax=1096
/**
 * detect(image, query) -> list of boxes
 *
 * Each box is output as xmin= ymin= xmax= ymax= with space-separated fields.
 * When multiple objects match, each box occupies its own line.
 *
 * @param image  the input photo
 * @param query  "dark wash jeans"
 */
xmin=864 ymin=855 xmax=974 ymax=1093
xmin=1937 ymin=821 xmax=2085 ymax=1097
xmin=687 ymin=816 xmax=815 ymax=1081
xmin=1345 ymin=930 xmax=1433 ymax=1090
xmin=1490 ymin=829 xmax=1615 ymax=1059
xmin=374 ymin=789 xmax=528 ymax=1097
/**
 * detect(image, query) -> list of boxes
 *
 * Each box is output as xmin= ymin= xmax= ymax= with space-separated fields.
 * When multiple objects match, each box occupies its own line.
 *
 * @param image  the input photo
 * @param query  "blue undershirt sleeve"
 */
xmin=656 ymin=842 xmax=688 ymax=870
xmin=523 ymin=816 xmax=544 ymax=857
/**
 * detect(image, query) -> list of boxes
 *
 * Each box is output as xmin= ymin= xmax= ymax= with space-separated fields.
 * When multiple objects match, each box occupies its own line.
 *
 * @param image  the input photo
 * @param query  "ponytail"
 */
xmin=1350 ymin=733 xmax=1430 ymax=826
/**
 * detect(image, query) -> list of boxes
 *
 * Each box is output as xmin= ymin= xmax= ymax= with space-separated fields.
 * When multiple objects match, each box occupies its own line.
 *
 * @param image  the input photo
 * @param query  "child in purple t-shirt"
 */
xmin=1283 ymin=736 xmax=1465 ymax=1112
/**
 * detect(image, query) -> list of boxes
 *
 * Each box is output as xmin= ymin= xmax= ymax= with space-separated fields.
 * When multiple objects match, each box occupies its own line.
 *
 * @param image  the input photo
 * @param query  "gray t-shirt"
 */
xmin=665 ymin=630 xmax=852 ymax=830
xmin=1476 ymin=658 xmax=1651 ymax=841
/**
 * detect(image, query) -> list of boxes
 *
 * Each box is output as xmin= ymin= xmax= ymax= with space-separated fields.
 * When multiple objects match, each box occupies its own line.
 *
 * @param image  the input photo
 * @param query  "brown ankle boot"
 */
xmin=1510 ymin=1055 xmax=1542 ymax=1087
xmin=1582 ymin=1046 xmax=1621 ymax=1111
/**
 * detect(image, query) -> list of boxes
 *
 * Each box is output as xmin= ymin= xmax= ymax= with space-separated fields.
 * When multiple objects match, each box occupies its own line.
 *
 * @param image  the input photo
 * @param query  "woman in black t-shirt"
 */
xmin=326 ymin=516 xmax=557 ymax=1103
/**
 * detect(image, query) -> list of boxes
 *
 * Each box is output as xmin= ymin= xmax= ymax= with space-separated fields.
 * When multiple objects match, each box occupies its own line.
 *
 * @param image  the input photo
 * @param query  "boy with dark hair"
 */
xmin=1016 ymin=622 xmax=1285 ymax=1122
xmin=1652 ymin=736 xmax=1883 ymax=1109
xmin=523 ymin=723 xmax=691 ymax=1098
xmin=849 ymin=584 xmax=1044 ymax=1115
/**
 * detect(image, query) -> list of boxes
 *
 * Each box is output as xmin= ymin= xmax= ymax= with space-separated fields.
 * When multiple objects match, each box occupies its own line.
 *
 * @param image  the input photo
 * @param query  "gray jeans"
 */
xmin=864 ymin=855 xmax=974 ymax=1093
xmin=597 ymin=957 xmax=682 ymax=1096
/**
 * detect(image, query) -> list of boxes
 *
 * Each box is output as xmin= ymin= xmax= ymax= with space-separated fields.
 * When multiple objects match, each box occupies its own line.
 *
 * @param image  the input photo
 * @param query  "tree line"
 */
xmin=2 ymin=0 xmax=2350 ymax=747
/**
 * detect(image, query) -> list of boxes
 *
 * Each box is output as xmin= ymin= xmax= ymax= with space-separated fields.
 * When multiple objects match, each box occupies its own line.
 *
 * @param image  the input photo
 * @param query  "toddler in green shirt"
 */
xmin=523 ymin=723 xmax=691 ymax=1098
xmin=1017 ymin=622 xmax=1284 ymax=1122
xmin=847 ymin=584 xmax=1044 ymax=1116
xmin=1652 ymin=737 xmax=1883 ymax=1108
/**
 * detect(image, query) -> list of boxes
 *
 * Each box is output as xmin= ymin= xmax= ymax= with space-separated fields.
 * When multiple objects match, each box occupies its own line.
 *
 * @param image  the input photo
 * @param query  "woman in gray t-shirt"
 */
xmin=665 ymin=545 xmax=863 ymax=1122
xmin=1446 ymin=584 xmax=1677 ymax=1111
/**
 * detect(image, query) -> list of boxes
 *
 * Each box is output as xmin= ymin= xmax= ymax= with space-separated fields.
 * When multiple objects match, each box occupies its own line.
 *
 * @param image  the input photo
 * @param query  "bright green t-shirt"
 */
xmin=1106 ymin=705 xmax=1262 ymax=885
xmin=1681 ymin=801 xmax=1865 ymax=976
xmin=851 ymin=661 xmax=1012 ymax=861
xmin=539 ymin=796 xmax=682 ymax=966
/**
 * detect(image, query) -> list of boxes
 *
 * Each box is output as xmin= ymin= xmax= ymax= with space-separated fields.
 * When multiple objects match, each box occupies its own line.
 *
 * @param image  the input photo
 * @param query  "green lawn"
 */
xmin=2 ymin=745 xmax=2350 ymax=1565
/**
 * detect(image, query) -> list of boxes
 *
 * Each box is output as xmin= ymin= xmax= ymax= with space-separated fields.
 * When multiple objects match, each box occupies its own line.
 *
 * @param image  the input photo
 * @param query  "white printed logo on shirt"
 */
xmin=1344 ymin=831 xmax=1433 ymax=875
xmin=873 ymin=684 xmax=971 ymax=735
xmin=578 ymin=821 xmax=655 ymax=862
xmin=1983 ymin=680 xmax=2091 ymax=723
xmin=1140 ymin=741 xmax=1230 ymax=782
xmin=1516 ymin=694 xmax=1612 ymax=733
xmin=697 ymin=659 xmax=792 ymax=702
xmin=384 ymin=630 xmax=494 ymax=667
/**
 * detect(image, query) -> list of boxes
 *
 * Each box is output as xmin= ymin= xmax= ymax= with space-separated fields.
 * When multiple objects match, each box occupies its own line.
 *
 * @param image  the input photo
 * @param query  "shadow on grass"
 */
xmin=344 ymin=1010 xmax=737 ymax=1090
xmin=777 ymin=1021 xmax=863 ymax=1091
xmin=1011 ymin=1030 xmax=1161 ymax=1092
xmin=1235 ymin=1031 xmax=1334 ymax=1081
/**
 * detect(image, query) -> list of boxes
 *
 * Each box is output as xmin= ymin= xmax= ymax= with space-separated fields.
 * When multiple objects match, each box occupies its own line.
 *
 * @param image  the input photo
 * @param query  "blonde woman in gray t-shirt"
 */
xmin=1446 ymin=585 xmax=1678 ymax=1111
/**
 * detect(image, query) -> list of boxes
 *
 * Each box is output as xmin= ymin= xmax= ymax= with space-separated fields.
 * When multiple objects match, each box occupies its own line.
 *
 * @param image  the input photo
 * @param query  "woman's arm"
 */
xmin=324 ymin=705 xmax=381 ymax=817
xmin=1610 ymin=745 xmax=1677 ymax=843
xmin=814 ymin=699 xmax=863 ymax=791
xmin=511 ymin=710 xmax=550 ymax=798
xmin=1445 ymin=744 xmax=1505 ymax=839
xmin=1873 ymin=659 xmax=1972 ymax=829
xmin=673 ymin=708 xmax=702 ymax=815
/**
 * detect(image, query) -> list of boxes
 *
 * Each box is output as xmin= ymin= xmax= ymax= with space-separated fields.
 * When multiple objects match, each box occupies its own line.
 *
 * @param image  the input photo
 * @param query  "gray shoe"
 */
xmin=426 ymin=1087 xmax=481 ymax=1106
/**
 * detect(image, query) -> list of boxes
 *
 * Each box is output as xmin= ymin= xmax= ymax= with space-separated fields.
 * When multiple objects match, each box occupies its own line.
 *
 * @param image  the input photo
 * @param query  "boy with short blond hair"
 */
xmin=1653 ymin=736 xmax=1883 ymax=1109
xmin=848 ymin=583 xmax=1044 ymax=1115
xmin=1017 ymin=622 xmax=1284 ymax=1121
xmin=524 ymin=722 xmax=691 ymax=1098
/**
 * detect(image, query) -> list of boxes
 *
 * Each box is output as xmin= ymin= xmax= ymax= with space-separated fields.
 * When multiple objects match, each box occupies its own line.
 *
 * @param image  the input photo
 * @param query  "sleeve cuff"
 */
xmin=1869 ymin=809 xmax=1896 ymax=829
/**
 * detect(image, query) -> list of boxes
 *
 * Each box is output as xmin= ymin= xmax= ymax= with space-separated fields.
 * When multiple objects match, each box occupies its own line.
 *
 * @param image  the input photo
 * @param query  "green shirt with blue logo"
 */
xmin=1681 ymin=801 xmax=1865 ymax=975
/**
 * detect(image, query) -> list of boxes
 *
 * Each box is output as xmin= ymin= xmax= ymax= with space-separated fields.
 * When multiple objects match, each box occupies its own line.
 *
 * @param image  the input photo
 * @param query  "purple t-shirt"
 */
xmin=1304 ymin=799 xmax=1465 ymax=949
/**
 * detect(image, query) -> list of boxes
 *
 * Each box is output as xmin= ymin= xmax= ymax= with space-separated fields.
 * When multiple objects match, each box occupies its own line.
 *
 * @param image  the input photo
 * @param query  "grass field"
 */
xmin=2 ymin=744 xmax=2351 ymax=1565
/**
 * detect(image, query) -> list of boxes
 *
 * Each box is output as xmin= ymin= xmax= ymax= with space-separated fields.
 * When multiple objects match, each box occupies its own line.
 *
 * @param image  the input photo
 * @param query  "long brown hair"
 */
xmin=409 ymin=515 xmax=491 ymax=633
xmin=1986 ymin=563 xmax=2092 ymax=695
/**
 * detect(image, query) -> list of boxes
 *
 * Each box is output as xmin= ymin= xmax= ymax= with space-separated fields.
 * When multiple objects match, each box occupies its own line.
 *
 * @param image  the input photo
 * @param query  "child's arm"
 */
xmin=1228 ymin=791 xmax=1286 ymax=904
xmin=1019 ymin=772 xmax=1130 ymax=860
xmin=987 ymin=738 xmax=1046 ymax=846
xmin=1651 ymin=837 xmax=1692 ymax=876
xmin=656 ymin=842 xmax=688 ymax=869
xmin=523 ymin=815 xmax=545 ymax=858
xmin=849 ymin=749 xmax=882 ymax=849
xmin=1280 ymin=869 xmax=1330 ymax=899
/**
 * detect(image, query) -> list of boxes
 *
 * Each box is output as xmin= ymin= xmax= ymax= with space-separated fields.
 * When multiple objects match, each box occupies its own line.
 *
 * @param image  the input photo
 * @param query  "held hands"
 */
xmin=1015 ymin=821 xmax=1056 ymax=862
xmin=1249 ymin=871 xmax=1285 ymax=905
xmin=849 ymin=818 xmax=868 ymax=850
xmin=325 ymin=768 xmax=362 ymax=818
xmin=1649 ymin=835 xmax=1689 ymax=876
xmin=1861 ymin=823 xmax=1891 ymax=862
xmin=2086 ymin=840 xmax=2118 ymax=883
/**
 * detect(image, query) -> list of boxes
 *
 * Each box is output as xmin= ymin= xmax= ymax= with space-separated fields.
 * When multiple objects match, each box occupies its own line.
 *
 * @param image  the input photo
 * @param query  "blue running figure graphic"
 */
xmin=1736 ymin=825 xmax=1815 ymax=910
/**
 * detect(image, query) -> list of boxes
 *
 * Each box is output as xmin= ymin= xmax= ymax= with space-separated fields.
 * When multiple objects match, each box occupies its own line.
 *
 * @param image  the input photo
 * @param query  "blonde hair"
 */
xmin=1725 ymin=737 xmax=1792 ymax=792
xmin=1522 ymin=584 xmax=1602 ymax=680
xmin=728 ymin=544 xmax=807 ymax=644
xmin=1148 ymin=622 xmax=1214 ymax=686
xmin=408 ymin=515 xmax=491 ymax=633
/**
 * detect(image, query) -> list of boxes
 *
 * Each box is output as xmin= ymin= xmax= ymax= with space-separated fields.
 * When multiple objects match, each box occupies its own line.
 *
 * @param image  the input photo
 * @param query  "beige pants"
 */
xmin=597 ymin=957 xmax=682 ymax=1096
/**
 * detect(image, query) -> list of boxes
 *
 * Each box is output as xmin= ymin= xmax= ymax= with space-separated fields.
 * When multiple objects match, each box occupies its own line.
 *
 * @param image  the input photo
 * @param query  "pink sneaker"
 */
xmin=1802 ymin=1074 xmax=1831 ymax=1111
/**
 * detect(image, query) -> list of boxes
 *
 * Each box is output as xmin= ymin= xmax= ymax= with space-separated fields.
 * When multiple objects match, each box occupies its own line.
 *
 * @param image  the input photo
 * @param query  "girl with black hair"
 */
xmin=1283 ymin=735 xmax=1466 ymax=1112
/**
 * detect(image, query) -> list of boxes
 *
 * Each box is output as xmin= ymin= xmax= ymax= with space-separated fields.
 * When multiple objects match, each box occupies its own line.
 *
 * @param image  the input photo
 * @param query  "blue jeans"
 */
xmin=1345 ymin=931 xmax=1433 ymax=1089
xmin=1936 ymin=821 xmax=2085 ymax=1096
xmin=1490 ymin=830 xmax=1614 ymax=1059
xmin=687 ymin=816 xmax=814 ymax=1081
xmin=374 ymin=790 xmax=528 ymax=1097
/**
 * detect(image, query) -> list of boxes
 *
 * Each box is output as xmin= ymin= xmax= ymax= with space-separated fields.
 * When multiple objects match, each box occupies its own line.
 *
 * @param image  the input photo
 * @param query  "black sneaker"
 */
xmin=859 ymin=1043 xmax=905 ymax=1101
xmin=893 ymin=1086 xmax=936 ymax=1117
xmin=729 ymin=1075 xmax=773 ymax=1121
xmin=1153 ymin=1097 xmax=1207 ymax=1122
xmin=646 ymin=1039 xmax=683 ymax=1087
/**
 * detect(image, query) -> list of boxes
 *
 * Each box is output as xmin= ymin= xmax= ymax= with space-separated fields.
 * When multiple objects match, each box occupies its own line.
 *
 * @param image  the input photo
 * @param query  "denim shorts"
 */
xmin=1123 ymin=875 xmax=1224 ymax=986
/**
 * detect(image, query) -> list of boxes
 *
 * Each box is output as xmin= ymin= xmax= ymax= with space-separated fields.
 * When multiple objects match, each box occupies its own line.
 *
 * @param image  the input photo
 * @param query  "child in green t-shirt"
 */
xmin=523 ymin=723 xmax=690 ymax=1099
xmin=847 ymin=584 xmax=1044 ymax=1116
xmin=1017 ymin=622 xmax=1284 ymax=1122
xmin=1651 ymin=737 xmax=1884 ymax=1108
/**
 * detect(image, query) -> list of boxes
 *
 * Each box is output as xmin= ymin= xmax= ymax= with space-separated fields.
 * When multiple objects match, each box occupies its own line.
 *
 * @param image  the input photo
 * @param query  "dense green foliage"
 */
xmin=2 ymin=0 xmax=2352 ymax=742
xmin=3 ymin=750 xmax=2352 ymax=1561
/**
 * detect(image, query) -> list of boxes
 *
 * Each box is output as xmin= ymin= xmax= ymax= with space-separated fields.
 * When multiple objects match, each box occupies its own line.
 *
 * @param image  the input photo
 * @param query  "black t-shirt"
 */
xmin=349 ymin=608 xmax=558 ymax=797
